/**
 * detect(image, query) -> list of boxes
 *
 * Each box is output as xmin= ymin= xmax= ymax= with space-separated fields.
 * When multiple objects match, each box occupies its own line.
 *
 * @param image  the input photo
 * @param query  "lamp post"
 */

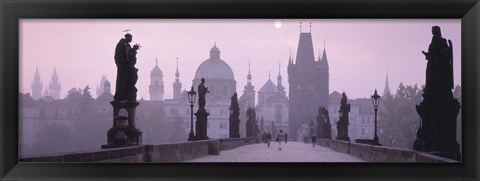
xmin=371 ymin=89 xmax=381 ymax=145
xmin=187 ymin=86 xmax=196 ymax=141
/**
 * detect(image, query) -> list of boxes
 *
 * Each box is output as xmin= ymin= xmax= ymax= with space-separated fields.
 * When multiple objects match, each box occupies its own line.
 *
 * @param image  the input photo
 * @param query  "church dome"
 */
xmin=194 ymin=44 xmax=235 ymax=80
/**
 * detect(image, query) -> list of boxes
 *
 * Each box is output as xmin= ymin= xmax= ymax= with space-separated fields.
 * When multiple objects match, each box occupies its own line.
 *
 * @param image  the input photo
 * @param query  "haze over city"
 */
xmin=20 ymin=19 xmax=461 ymax=99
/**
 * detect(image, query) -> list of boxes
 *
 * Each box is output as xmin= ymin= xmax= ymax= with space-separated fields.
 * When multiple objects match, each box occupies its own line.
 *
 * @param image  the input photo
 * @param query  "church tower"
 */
xmin=48 ymin=65 xmax=61 ymax=100
xmin=31 ymin=66 xmax=43 ymax=100
xmin=288 ymin=23 xmax=329 ymax=140
xmin=383 ymin=72 xmax=392 ymax=97
xmin=242 ymin=61 xmax=256 ymax=108
xmin=173 ymin=58 xmax=182 ymax=99
xmin=149 ymin=59 xmax=164 ymax=101
xmin=277 ymin=62 xmax=286 ymax=97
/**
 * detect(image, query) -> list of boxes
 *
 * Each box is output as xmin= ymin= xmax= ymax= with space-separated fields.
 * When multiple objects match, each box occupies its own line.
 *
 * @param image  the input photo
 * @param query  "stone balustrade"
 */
xmin=19 ymin=137 xmax=257 ymax=163
xmin=316 ymin=138 xmax=459 ymax=162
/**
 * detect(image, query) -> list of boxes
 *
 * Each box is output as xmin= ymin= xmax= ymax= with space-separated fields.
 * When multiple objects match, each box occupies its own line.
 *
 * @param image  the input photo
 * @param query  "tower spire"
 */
xmin=309 ymin=22 xmax=312 ymax=32
xmin=383 ymin=70 xmax=391 ymax=96
xmin=278 ymin=60 xmax=281 ymax=75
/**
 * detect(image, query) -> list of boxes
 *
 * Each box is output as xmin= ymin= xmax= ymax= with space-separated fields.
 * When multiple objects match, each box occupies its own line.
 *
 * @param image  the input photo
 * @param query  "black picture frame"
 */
xmin=1 ymin=0 xmax=478 ymax=180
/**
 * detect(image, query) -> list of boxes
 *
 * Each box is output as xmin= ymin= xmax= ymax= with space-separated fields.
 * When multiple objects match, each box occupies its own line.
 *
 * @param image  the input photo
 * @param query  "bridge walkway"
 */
xmin=184 ymin=141 xmax=366 ymax=162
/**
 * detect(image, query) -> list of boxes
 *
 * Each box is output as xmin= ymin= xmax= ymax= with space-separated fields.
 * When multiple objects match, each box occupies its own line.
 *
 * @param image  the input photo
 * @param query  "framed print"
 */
xmin=1 ymin=0 xmax=479 ymax=180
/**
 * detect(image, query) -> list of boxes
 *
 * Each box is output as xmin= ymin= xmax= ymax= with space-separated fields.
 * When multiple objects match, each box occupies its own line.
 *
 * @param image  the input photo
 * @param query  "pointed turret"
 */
xmin=320 ymin=40 xmax=329 ymax=67
xmin=48 ymin=65 xmax=61 ymax=99
xmin=383 ymin=71 xmax=392 ymax=97
xmin=173 ymin=58 xmax=182 ymax=99
xmin=31 ymin=65 xmax=43 ymax=100
xmin=242 ymin=60 xmax=256 ymax=108
xmin=277 ymin=61 xmax=286 ymax=97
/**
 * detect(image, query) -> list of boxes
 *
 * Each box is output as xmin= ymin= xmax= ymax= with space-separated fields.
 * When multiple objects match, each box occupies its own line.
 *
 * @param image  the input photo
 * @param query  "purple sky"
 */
xmin=19 ymin=19 xmax=461 ymax=99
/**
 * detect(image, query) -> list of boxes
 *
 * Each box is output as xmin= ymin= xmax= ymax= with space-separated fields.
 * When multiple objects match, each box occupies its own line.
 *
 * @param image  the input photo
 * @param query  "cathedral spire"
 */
xmin=175 ymin=57 xmax=180 ymax=79
xmin=383 ymin=70 xmax=391 ymax=97
xmin=173 ymin=57 xmax=182 ymax=99
xmin=31 ymin=65 xmax=43 ymax=100
xmin=247 ymin=59 xmax=252 ymax=84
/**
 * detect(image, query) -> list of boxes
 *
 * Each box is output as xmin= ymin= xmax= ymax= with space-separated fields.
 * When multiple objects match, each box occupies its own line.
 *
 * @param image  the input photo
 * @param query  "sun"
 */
xmin=274 ymin=20 xmax=282 ymax=29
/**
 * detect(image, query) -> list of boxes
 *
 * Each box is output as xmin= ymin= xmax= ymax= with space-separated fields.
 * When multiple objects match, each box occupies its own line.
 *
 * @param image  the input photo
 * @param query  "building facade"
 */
xmin=288 ymin=30 xmax=329 ymax=140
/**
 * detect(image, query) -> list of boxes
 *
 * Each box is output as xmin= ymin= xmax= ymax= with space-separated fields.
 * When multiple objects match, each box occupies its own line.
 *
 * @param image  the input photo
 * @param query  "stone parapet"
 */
xmin=316 ymin=138 xmax=459 ymax=162
xmin=20 ymin=138 xmax=258 ymax=163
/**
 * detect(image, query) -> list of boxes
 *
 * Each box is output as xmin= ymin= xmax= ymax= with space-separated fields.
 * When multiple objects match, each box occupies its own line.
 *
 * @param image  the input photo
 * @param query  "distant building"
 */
xmin=96 ymin=76 xmax=109 ymax=98
xmin=288 ymin=28 xmax=329 ymax=140
xmin=31 ymin=66 xmax=43 ymax=100
xmin=48 ymin=66 xmax=61 ymax=100
xmin=238 ymin=62 xmax=256 ymax=137
xmin=328 ymin=91 xmax=376 ymax=141
xmin=255 ymin=66 xmax=289 ymax=135
xmin=173 ymin=59 xmax=182 ymax=99
xmin=149 ymin=59 xmax=165 ymax=101
xmin=164 ymin=43 xmax=235 ymax=139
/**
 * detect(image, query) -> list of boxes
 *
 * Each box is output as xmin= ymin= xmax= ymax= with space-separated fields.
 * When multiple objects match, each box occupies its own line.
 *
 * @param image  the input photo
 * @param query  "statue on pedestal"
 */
xmin=229 ymin=92 xmax=241 ymax=138
xmin=194 ymin=78 xmax=210 ymax=140
xmin=336 ymin=92 xmax=350 ymax=141
xmin=103 ymin=32 xmax=142 ymax=149
xmin=414 ymin=26 xmax=460 ymax=160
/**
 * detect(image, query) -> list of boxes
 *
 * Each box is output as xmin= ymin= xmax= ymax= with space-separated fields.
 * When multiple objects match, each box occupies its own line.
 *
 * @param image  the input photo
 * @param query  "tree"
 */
xmin=378 ymin=83 xmax=423 ymax=149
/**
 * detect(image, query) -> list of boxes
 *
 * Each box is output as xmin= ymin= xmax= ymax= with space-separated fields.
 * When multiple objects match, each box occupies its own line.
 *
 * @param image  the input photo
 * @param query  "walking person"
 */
xmin=284 ymin=133 xmax=288 ymax=144
xmin=276 ymin=130 xmax=285 ymax=151
xmin=311 ymin=135 xmax=317 ymax=147
xmin=266 ymin=131 xmax=272 ymax=147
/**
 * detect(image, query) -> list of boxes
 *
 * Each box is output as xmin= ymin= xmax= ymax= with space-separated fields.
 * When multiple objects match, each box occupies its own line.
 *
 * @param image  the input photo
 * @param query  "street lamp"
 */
xmin=187 ymin=86 xmax=196 ymax=141
xmin=371 ymin=89 xmax=381 ymax=145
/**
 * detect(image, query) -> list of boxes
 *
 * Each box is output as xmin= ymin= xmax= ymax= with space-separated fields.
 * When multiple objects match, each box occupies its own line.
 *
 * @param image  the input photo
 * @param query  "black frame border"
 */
xmin=1 ymin=0 xmax=479 ymax=180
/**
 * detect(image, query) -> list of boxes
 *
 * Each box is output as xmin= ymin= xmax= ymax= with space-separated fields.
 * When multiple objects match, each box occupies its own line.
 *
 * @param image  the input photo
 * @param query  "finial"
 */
xmin=309 ymin=22 xmax=312 ymax=32
xmin=214 ymin=41 xmax=216 ymax=47
xmin=278 ymin=60 xmax=281 ymax=75
xmin=155 ymin=58 xmax=158 ymax=66
xmin=123 ymin=29 xmax=131 ymax=33
xmin=324 ymin=39 xmax=327 ymax=49
xmin=269 ymin=70 xmax=271 ymax=79
xmin=248 ymin=59 xmax=251 ymax=74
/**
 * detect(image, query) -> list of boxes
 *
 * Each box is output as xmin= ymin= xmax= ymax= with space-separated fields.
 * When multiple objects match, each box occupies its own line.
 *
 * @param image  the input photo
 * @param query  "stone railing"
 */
xmin=19 ymin=137 xmax=258 ymax=163
xmin=316 ymin=138 xmax=460 ymax=162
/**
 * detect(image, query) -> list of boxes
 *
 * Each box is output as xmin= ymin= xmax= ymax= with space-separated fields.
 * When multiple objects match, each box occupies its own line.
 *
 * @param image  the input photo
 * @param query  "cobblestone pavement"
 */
xmin=184 ymin=142 xmax=366 ymax=162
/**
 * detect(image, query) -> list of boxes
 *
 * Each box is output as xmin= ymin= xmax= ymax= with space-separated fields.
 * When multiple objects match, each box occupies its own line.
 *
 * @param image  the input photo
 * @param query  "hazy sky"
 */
xmin=20 ymin=19 xmax=461 ymax=100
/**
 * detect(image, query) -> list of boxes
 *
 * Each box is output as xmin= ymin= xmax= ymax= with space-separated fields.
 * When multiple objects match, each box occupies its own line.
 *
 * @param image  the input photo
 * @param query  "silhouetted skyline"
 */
xmin=20 ymin=19 xmax=461 ymax=99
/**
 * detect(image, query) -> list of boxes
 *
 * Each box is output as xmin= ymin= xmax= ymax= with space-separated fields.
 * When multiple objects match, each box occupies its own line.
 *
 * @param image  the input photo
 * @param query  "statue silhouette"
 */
xmin=114 ymin=33 xmax=140 ymax=101
xmin=422 ymin=26 xmax=454 ymax=96
xmin=197 ymin=78 xmax=209 ymax=110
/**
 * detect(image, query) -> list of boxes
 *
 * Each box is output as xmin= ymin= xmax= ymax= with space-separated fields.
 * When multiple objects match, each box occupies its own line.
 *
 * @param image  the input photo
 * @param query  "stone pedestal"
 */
xmin=229 ymin=116 xmax=240 ymax=138
xmin=102 ymin=101 xmax=142 ymax=149
xmin=414 ymin=93 xmax=461 ymax=160
xmin=336 ymin=121 xmax=350 ymax=142
xmin=324 ymin=122 xmax=332 ymax=139
xmin=194 ymin=109 xmax=209 ymax=140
